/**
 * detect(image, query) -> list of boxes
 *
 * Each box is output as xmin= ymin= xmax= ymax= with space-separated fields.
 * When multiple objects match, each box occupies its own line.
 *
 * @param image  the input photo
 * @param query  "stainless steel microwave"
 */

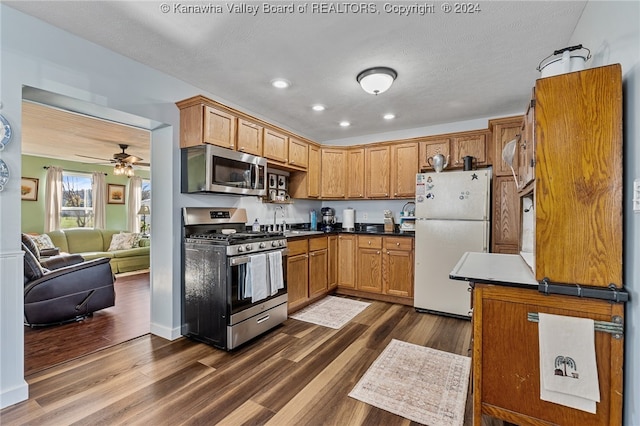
xmin=181 ymin=144 xmax=267 ymax=196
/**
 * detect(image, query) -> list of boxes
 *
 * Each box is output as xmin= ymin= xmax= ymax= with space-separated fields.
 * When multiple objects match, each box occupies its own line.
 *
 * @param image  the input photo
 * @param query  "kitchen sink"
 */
xmin=283 ymin=230 xmax=324 ymax=236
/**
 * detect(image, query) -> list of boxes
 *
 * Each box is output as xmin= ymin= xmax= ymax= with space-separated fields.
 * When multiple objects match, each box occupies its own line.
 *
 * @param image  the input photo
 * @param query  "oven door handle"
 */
xmin=229 ymin=248 xmax=289 ymax=266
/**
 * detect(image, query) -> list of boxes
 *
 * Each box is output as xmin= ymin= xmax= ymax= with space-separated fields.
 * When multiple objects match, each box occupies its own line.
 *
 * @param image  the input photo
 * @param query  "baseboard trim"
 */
xmin=150 ymin=322 xmax=182 ymax=340
xmin=1 ymin=380 xmax=29 ymax=409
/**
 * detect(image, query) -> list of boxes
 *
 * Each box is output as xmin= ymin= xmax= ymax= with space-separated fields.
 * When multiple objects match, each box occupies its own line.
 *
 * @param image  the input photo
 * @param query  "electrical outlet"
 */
xmin=634 ymin=179 xmax=640 ymax=213
xmin=362 ymin=212 xmax=368 ymax=220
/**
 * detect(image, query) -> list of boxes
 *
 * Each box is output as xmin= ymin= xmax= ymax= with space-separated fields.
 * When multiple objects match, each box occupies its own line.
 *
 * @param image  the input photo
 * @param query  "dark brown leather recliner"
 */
xmin=22 ymin=235 xmax=116 ymax=326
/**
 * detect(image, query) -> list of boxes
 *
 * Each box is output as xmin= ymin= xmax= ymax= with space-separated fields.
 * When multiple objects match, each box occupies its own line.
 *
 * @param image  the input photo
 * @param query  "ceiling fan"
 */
xmin=77 ymin=144 xmax=150 ymax=167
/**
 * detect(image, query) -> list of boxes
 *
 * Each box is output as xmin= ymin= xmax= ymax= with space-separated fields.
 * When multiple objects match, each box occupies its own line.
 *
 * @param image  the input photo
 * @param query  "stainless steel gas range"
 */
xmin=182 ymin=207 xmax=288 ymax=350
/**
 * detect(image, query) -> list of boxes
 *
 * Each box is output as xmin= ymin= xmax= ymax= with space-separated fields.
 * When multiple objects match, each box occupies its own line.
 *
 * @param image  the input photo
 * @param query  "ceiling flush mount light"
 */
xmin=357 ymin=67 xmax=397 ymax=95
xmin=271 ymin=78 xmax=290 ymax=89
xmin=312 ymin=104 xmax=326 ymax=112
xmin=383 ymin=113 xmax=396 ymax=120
xmin=339 ymin=121 xmax=351 ymax=127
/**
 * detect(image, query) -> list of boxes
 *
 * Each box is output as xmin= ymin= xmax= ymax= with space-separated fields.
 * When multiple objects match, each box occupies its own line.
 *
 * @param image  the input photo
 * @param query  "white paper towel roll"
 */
xmin=343 ymin=208 xmax=355 ymax=231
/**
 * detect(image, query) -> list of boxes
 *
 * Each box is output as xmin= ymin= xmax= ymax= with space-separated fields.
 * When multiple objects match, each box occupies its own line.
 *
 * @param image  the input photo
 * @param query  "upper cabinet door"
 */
xmin=419 ymin=138 xmax=451 ymax=171
xmin=452 ymin=132 xmax=488 ymax=168
xmin=391 ymin=142 xmax=418 ymax=198
xmin=288 ymin=137 xmax=309 ymax=169
xmin=263 ymin=128 xmax=288 ymax=163
xmin=491 ymin=117 xmax=522 ymax=177
xmin=347 ymin=148 xmax=365 ymax=198
xmin=237 ymin=118 xmax=263 ymax=156
xmin=203 ymin=106 xmax=237 ymax=149
xmin=321 ymin=148 xmax=346 ymax=198
xmin=307 ymin=145 xmax=321 ymax=198
xmin=365 ymin=145 xmax=390 ymax=198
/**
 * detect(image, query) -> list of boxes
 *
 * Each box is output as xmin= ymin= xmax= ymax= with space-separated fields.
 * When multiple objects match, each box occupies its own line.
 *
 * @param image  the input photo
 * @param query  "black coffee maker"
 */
xmin=321 ymin=207 xmax=336 ymax=232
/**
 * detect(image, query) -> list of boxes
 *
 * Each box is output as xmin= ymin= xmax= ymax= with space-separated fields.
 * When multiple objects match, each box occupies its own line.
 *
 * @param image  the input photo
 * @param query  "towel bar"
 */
xmin=527 ymin=312 xmax=624 ymax=339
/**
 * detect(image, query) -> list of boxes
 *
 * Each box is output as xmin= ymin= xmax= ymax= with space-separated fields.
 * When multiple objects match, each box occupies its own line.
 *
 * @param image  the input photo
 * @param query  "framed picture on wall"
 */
xmin=107 ymin=184 xmax=126 ymax=204
xmin=21 ymin=177 xmax=39 ymax=201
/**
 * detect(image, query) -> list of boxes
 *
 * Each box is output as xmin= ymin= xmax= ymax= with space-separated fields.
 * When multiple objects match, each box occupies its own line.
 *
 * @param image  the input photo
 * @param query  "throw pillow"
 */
xmin=21 ymin=233 xmax=41 ymax=260
xmin=22 ymin=242 xmax=47 ymax=281
xmin=31 ymin=234 xmax=56 ymax=251
xmin=108 ymin=232 xmax=138 ymax=251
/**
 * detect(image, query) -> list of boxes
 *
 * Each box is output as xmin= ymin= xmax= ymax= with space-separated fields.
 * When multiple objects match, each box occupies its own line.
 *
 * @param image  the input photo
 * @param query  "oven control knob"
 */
xmin=245 ymin=244 xmax=252 ymax=251
xmin=237 ymin=246 xmax=244 ymax=252
xmin=271 ymin=241 xmax=278 ymax=247
xmin=259 ymin=242 xmax=266 ymax=249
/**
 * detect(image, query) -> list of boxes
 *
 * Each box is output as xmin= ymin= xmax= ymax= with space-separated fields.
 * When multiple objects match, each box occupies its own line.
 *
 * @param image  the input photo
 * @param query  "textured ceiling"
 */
xmin=9 ymin=1 xmax=587 ymax=156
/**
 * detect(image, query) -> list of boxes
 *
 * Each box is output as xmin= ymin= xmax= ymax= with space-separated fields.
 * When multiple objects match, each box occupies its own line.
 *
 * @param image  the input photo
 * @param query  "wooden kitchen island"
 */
xmin=451 ymin=252 xmax=625 ymax=426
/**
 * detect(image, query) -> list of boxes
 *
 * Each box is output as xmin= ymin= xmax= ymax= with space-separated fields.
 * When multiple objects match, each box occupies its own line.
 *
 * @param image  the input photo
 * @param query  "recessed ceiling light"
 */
xmin=312 ymin=104 xmax=326 ymax=112
xmin=271 ymin=78 xmax=290 ymax=89
xmin=383 ymin=113 xmax=396 ymax=120
xmin=339 ymin=121 xmax=351 ymax=127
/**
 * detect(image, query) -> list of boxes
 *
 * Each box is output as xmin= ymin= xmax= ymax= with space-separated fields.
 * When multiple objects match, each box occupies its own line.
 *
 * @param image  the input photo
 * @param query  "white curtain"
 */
xmin=44 ymin=166 xmax=63 ymax=232
xmin=127 ymin=176 xmax=142 ymax=233
xmin=92 ymin=172 xmax=106 ymax=229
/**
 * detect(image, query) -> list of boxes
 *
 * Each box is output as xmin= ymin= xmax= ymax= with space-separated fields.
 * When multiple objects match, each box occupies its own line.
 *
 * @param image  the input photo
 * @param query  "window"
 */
xmin=141 ymin=179 xmax=151 ymax=205
xmin=60 ymin=172 xmax=94 ymax=229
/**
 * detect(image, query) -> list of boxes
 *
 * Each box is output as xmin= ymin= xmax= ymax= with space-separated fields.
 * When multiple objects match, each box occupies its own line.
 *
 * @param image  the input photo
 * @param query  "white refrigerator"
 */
xmin=414 ymin=169 xmax=491 ymax=318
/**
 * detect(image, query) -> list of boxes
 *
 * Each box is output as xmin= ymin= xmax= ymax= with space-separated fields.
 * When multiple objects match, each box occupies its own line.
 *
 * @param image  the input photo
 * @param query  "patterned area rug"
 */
xmin=349 ymin=339 xmax=471 ymax=426
xmin=289 ymin=296 xmax=370 ymax=329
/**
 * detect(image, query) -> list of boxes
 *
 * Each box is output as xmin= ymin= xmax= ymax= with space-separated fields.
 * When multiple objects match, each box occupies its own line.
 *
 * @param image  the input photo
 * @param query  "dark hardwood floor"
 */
xmin=10 ymin=290 xmax=506 ymax=425
xmin=23 ymin=271 xmax=150 ymax=376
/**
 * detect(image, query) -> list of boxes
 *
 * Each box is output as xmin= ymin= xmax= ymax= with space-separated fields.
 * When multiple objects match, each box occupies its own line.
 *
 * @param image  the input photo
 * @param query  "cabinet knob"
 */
xmin=377 ymin=251 xmax=380 ymax=254
xmin=290 ymin=160 xmax=295 ymax=164
xmin=386 ymin=251 xmax=390 ymax=255
xmin=385 ymin=193 xmax=389 ymax=196
xmin=396 ymin=242 xmax=400 ymax=246
xmin=368 ymin=241 xmax=371 ymax=245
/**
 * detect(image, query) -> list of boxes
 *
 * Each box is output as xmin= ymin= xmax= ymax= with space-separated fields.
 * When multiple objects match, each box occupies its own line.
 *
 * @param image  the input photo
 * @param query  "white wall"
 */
xmin=568 ymin=2 xmax=640 ymax=425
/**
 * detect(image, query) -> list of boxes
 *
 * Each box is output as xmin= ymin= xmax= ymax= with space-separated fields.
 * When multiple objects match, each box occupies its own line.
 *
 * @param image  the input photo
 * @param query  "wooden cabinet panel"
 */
xmin=203 ymin=106 xmax=237 ymax=149
xmin=474 ymin=284 xmax=623 ymax=426
xmin=347 ymin=148 xmax=365 ymax=198
xmin=365 ymin=145 xmax=390 ymax=198
xmin=452 ymin=133 xmax=487 ymax=168
xmin=383 ymin=237 xmax=414 ymax=297
xmin=309 ymin=249 xmax=328 ymax=297
xmin=263 ymin=128 xmax=288 ymax=163
xmin=358 ymin=235 xmax=382 ymax=249
xmin=492 ymin=176 xmax=520 ymax=251
xmin=287 ymin=254 xmax=309 ymax=308
xmin=357 ymin=247 xmax=383 ymax=293
xmin=490 ymin=117 xmax=522 ymax=176
xmin=518 ymin=96 xmax=536 ymax=189
xmin=391 ymin=142 xmax=418 ymax=198
xmin=337 ymin=234 xmax=356 ymax=288
xmin=308 ymin=236 xmax=328 ymax=252
xmin=307 ymin=145 xmax=321 ymax=198
xmin=534 ymin=65 xmax=622 ymax=287
xmin=321 ymin=148 xmax=346 ymax=198
xmin=237 ymin=118 xmax=263 ymax=155
xmin=288 ymin=137 xmax=308 ymax=169
xmin=287 ymin=239 xmax=308 ymax=256
xmin=328 ymin=235 xmax=338 ymax=290
xmin=419 ymin=138 xmax=451 ymax=171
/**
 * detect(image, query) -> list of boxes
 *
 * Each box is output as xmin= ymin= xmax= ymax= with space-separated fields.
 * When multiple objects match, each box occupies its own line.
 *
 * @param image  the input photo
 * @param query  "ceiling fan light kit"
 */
xmin=113 ymin=161 xmax=134 ymax=177
xmin=357 ymin=67 xmax=397 ymax=95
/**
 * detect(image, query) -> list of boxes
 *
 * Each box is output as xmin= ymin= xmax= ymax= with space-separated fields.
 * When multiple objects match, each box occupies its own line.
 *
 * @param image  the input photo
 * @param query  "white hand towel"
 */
xmin=242 ymin=263 xmax=252 ymax=299
xmin=249 ymin=254 xmax=268 ymax=303
xmin=268 ymin=251 xmax=284 ymax=295
xmin=538 ymin=313 xmax=600 ymax=413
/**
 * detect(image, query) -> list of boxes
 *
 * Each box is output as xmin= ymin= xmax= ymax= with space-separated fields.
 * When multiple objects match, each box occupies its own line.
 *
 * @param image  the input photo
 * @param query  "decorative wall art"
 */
xmin=107 ymin=184 xmax=126 ymax=204
xmin=21 ymin=177 xmax=39 ymax=201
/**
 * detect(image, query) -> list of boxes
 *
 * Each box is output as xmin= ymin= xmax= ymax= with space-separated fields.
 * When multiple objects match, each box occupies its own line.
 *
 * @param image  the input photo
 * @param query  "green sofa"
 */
xmin=45 ymin=229 xmax=150 ymax=274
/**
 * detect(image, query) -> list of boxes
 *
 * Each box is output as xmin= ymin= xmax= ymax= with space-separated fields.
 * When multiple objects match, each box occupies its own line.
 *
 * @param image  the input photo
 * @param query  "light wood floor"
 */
xmin=2 ymin=297 xmax=488 ymax=425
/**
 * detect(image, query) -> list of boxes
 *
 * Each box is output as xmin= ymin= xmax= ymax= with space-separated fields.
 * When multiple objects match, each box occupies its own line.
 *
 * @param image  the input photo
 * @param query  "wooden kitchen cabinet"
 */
xmin=328 ymin=235 xmax=338 ymax=290
xmin=287 ymin=239 xmax=309 ymax=311
xmin=337 ymin=234 xmax=357 ymax=289
xmin=518 ymin=94 xmax=536 ymax=190
xmin=390 ymin=142 xmax=418 ymax=198
xmin=419 ymin=138 xmax=451 ymax=171
xmin=365 ymin=145 xmax=391 ymax=198
xmin=356 ymin=236 xmax=383 ymax=293
xmin=288 ymin=137 xmax=308 ymax=169
xmin=347 ymin=148 xmax=365 ymax=198
xmin=473 ymin=284 xmax=623 ymax=426
xmin=383 ymin=237 xmax=414 ymax=297
xmin=308 ymin=236 xmax=328 ymax=298
xmin=288 ymin=144 xmax=320 ymax=199
xmin=263 ymin=128 xmax=288 ymax=163
xmin=490 ymin=116 xmax=522 ymax=177
xmin=491 ymin=175 xmax=519 ymax=254
xmin=321 ymin=148 xmax=347 ymax=198
xmin=237 ymin=118 xmax=263 ymax=155
xmin=451 ymin=131 xmax=489 ymax=168
xmin=178 ymin=101 xmax=237 ymax=149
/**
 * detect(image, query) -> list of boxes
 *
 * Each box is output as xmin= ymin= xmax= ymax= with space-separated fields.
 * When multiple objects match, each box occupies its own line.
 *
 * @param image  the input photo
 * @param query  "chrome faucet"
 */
xmin=274 ymin=205 xmax=285 ymax=231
